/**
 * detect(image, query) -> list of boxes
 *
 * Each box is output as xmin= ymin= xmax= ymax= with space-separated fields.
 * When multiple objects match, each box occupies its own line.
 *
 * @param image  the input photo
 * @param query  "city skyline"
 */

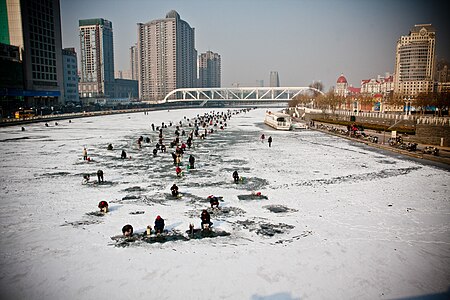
xmin=60 ymin=0 xmax=449 ymax=90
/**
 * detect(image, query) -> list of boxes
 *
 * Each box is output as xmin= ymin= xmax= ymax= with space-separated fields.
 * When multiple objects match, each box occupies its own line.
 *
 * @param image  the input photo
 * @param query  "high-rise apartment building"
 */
xmin=137 ymin=10 xmax=197 ymax=101
xmin=62 ymin=48 xmax=79 ymax=103
xmin=270 ymin=71 xmax=280 ymax=87
xmin=130 ymin=44 xmax=138 ymax=81
xmin=394 ymin=24 xmax=436 ymax=97
xmin=1 ymin=0 xmax=64 ymax=107
xmin=198 ymin=51 xmax=221 ymax=88
xmin=79 ymin=18 xmax=114 ymax=98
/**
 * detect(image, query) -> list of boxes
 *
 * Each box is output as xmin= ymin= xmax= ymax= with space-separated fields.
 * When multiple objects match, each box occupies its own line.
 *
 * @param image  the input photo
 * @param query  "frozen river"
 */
xmin=0 ymin=108 xmax=449 ymax=300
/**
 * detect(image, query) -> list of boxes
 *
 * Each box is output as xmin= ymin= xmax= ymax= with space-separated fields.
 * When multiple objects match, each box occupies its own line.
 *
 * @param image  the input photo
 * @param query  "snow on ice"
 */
xmin=0 ymin=108 xmax=449 ymax=300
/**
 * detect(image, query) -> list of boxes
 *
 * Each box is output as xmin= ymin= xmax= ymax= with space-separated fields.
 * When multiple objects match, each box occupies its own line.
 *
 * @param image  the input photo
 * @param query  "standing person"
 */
xmin=268 ymin=136 xmax=272 ymax=147
xmin=232 ymin=170 xmax=239 ymax=183
xmin=151 ymin=123 xmax=155 ymax=131
xmin=82 ymin=147 xmax=88 ymax=160
xmin=260 ymin=133 xmax=265 ymax=143
xmin=189 ymin=155 xmax=195 ymax=169
xmin=121 ymin=150 xmax=127 ymax=159
xmin=97 ymin=170 xmax=104 ymax=183
xmin=154 ymin=216 xmax=165 ymax=234
xmin=201 ymin=209 xmax=212 ymax=230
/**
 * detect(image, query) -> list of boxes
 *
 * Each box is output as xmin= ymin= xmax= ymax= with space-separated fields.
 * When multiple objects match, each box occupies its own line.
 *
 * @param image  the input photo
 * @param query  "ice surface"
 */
xmin=1 ymin=108 xmax=449 ymax=300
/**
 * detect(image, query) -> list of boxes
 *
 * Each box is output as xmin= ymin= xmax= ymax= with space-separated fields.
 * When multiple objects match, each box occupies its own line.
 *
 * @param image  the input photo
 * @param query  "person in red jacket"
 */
xmin=176 ymin=166 xmax=182 ymax=177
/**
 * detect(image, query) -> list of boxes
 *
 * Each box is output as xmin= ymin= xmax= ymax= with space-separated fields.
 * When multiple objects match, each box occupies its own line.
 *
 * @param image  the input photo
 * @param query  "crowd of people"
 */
xmin=80 ymin=108 xmax=270 ymax=238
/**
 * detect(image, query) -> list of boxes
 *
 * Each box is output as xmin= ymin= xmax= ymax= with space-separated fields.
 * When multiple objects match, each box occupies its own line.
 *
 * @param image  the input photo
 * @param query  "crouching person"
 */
xmin=122 ymin=224 xmax=133 ymax=237
xmin=98 ymin=200 xmax=109 ymax=213
xmin=154 ymin=216 xmax=165 ymax=234
xmin=201 ymin=209 xmax=213 ymax=230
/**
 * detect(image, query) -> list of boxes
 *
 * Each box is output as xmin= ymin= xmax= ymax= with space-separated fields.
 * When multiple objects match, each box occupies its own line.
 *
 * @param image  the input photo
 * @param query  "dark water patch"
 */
xmin=264 ymin=205 xmax=297 ymax=213
xmin=40 ymin=171 xmax=71 ymax=177
xmin=186 ymin=206 xmax=245 ymax=219
xmin=122 ymin=195 xmax=140 ymax=200
xmin=122 ymin=186 xmax=145 ymax=192
xmin=238 ymin=194 xmax=268 ymax=200
xmin=185 ymin=229 xmax=231 ymax=239
xmin=236 ymin=219 xmax=294 ymax=236
xmin=274 ymin=166 xmax=422 ymax=189
xmin=61 ymin=219 xmax=102 ymax=227
xmin=0 ymin=137 xmax=31 ymax=142
xmin=85 ymin=211 xmax=106 ymax=217
xmin=376 ymin=159 xmax=397 ymax=165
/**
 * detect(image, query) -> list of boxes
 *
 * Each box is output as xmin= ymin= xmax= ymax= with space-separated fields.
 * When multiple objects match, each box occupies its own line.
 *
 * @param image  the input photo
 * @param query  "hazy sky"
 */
xmin=60 ymin=0 xmax=449 ymax=90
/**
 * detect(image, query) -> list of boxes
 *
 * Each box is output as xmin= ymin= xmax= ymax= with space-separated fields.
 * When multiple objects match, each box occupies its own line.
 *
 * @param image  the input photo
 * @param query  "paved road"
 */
xmin=308 ymin=121 xmax=450 ymax=167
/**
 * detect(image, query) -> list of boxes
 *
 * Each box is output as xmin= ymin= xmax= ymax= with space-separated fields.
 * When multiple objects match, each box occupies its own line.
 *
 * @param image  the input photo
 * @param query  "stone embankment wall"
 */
xmin=290 ymin=107 xmax=450 ymax=146
xmin=414 ymin=125 xmax=450 ymax=147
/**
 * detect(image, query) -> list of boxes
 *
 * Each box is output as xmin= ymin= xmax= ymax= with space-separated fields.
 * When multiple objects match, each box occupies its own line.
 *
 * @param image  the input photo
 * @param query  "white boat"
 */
xmin=264 ymin=111 xmax=292 ymax=130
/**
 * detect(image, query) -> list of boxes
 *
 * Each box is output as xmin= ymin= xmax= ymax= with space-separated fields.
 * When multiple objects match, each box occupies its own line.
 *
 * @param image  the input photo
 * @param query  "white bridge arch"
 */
xmin=162 ymin=87 xmax=324 ymax=103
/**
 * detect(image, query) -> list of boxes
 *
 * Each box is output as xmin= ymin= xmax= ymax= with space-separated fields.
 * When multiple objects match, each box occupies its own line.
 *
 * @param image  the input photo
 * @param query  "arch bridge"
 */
xmin=162 ymin=87 xmax=323 ymax=104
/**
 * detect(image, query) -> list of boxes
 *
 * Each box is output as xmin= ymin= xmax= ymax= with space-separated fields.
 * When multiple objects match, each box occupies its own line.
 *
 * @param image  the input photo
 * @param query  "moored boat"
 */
xmin=264 ymin=111 xmax=292 ymax=130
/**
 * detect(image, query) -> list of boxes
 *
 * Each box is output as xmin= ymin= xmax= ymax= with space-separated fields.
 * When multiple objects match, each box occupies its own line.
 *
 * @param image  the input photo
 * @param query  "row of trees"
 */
xmin=289 ymin=85 xmax=449 ymax=116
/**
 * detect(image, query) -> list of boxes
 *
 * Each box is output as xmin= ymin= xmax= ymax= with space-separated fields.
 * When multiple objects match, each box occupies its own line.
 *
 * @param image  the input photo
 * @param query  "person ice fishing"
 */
xmin=189 ymin=155 xmax=195 ymax=169
xmin=82 ymin=174 xmax=90 ymax=184
xmin=97 ymin=170 xmax=104 ymax=183
xmin=82 ymin=147 xmax=88 ymax=160
xmin=176 ymin=166 xmax=182 ymax=177
xmin=233 ymin=170 xmax=239 ymax=183
xmin=107 ymin=143 xmax=113 ymax=150
xmin=201 ymin=209 xmax=212 ymax=230
xmin=268 ymin=136 xmax=272 ymax=147
xmin=122 ymin=224 xmax=133 ymax=237
xmin=153 ymin=148 xmax=158 ymax=156
xmin=121 ymin=150 xmax=127 ymax=159
xmin=154 ymin=216 xmax=165 ymax=234
xmin=261 ymin=133 xmax=265 ymax=143
xmin=171 ymin=184 xmax=179 ymax=197
xmin=208 ymin=195 xmax=219 ymax=208
xmin=98 ymin=200 xmax=108 ymax=213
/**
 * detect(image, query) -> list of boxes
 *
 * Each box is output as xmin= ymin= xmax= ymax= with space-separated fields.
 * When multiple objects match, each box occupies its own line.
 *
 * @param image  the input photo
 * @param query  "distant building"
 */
xmin=1 ymin=0 xmax=64 ymax=108
xmin=256 ymin=80 xmax=264 ymax=87
xmin=62 ymin=48 xmax=79 ymax=103
xmin=435 ymin=60 xmax=450 ymax=93
xmin=0 ymin=42 xmax=23 ymax=115
xmin=114 ymin=78 xmax=138 ymax=99
xmin=198 ymin=51 xmax=221 ymax=88
xmin=130 ymin=44 xmax=138 ymax=81
xmin=394 ymin=24 xmax=436 ymax=97
xmin=269 ymin=71 xmax=280 ymax=87
xmin=360 ymin=73 xmax=394 ymax=96
xmin=79 ymin=18 xmax=115 ymax=98
xmin=138 ymin=10 xmax=197 ymax=101
xmin=334 ymin=74 xmax=348 ymax=97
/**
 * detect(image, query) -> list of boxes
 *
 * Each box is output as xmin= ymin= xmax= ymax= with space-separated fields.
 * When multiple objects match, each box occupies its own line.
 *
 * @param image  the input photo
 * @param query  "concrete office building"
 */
xmin=270 ymin=71 xmax=280 ymax=87
xmin=79 ymin=18 xmax=114 ymax=98
xmin=198 ymin=51 xmax=221 ymax=88
xmin=62 ymin=48 xmax=79 ymax=103
xmin=1 ymin=0 xmax=64 ymax=107
xmin=394 ymin=24 xmax=436 ymax=97
xmin=130 ymin=44 xmax=138 ymax=81
xmin=137 ymin=10 xmax=197 ymax=101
